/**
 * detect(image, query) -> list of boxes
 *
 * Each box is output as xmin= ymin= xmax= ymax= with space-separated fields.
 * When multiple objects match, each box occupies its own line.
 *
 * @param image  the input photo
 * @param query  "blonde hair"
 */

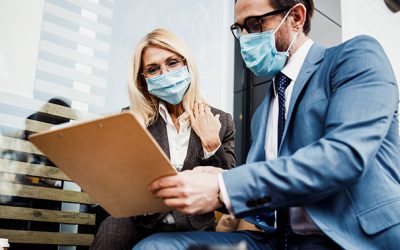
xmin=128 ymin=28 xmax=204 ymax=127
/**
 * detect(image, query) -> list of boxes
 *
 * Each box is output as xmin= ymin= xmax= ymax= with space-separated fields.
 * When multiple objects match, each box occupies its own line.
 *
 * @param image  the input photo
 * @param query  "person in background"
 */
xmin=90 ymin=28 xmax=236 ymax=250
xmin=134 ymin=0 xmax=400 ymax=249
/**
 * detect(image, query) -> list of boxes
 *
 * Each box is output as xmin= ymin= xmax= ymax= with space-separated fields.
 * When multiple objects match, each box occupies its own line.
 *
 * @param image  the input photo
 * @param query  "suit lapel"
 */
xmin=148 ymin=115 xmax=201 ymax=171
xmin=182 ymin=129 xmax=201 ymax=171
xmin=246 ymin=85 xmax=274 ymax=163
xmin=279 ymin=43 xmax=326 ymax=152
xmin=147 ymin=116 xmax=170 ymax=159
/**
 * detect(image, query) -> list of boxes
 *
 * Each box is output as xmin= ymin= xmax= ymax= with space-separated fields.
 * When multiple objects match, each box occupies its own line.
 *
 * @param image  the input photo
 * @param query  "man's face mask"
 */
xmin=239 ymin=8 xmax=298 ymax=79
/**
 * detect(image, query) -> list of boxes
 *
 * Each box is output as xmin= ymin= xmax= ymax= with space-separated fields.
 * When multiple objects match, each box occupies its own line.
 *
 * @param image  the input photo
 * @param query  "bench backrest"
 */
xmin=0 ymin=136 xmax=96 ymax=248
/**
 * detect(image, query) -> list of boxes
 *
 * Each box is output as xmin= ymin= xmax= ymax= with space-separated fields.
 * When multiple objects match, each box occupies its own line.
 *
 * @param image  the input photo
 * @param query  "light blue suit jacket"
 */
xmin=223 ymin=35 xmax=400 ymax=249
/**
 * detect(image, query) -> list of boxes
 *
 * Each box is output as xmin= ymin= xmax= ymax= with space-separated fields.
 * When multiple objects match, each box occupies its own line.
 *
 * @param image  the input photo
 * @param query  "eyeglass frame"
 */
xmin=141 ymin=57 xmax=186 ymax=78
xmin=230 ymin=7 xmax=291 ymax=40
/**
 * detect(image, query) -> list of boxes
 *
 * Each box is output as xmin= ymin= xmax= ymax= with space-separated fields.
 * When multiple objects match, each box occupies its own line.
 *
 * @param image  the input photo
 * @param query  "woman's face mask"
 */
xmin=239 ymin=8 xmax=298 ymax=79
xmin=145 ymin=66 xmax=191 ymax=105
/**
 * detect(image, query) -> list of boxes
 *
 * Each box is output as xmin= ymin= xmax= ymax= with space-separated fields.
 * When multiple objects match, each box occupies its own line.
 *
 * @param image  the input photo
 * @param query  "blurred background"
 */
xmin=0 ymin=0 xmax=399 ymax=249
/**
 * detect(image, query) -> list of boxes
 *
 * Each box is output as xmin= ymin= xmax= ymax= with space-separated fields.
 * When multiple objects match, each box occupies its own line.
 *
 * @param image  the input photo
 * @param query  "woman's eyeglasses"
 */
xmin=230 ymin=7 xmax=290 ymax=40
xmin=142 ymin=57 xmax=186 ymax=78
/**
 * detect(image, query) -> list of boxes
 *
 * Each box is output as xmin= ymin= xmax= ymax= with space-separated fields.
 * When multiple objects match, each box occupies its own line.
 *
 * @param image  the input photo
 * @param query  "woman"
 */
xmin=90 ymin=28 xmax=235 ymax=250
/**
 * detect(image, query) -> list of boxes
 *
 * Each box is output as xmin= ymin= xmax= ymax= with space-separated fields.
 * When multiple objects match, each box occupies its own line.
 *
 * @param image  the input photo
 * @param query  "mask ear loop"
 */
xmin=273 ymin=4 xmax=302 ymax=53
xmin=285 ymin=30 xmax=299 ymax=53
xmin=273 ymin=8 xmax=293 ymax=35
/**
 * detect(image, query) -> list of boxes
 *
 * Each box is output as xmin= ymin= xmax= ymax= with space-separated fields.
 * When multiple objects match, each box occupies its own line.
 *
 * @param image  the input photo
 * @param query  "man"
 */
xmin=134 ymin=0 xmax=400 ymax=249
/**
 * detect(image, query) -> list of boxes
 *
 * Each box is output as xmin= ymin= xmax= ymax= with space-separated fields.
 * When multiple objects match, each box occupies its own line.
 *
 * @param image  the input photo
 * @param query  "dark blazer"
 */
xmin=140 ymin=106 xmax=236 ymax=230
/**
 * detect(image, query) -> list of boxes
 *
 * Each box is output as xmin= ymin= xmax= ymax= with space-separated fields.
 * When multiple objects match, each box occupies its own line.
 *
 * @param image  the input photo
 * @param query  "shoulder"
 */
xmin=209 ymin=106 xmax=230 ymax=116
xmin=326 ymin=35 xmax=385 ymax=57
xmin=323 ymin=35 xmax=395 ymax=90
xmin=324 ymin=34 xmax=391 ymax=74
xmin=341 ymin=35 xmax=381 ymax=48
xmin=209 ymin=106 xmax=233 ymax=121
xmin=209 ymin=106 xmax=234 ymax=128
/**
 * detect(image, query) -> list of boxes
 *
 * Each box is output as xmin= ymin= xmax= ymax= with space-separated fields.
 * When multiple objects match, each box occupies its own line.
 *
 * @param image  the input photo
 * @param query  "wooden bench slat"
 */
xmin=0 ymin=159 xmax=71 ymax=181
xmin=0 ymin=205 xmax=95 ymax=225
xmin=0 ymin=229 xmax=93 ymax=246
xmin=0 ymin=182 xmax=96 ymax=204
xmin=0 ymin=135 xmax=43 ymax=155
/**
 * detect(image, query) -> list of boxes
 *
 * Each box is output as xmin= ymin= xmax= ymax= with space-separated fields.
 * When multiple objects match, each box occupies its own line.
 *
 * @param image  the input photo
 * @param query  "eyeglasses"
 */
xmin=230 ymin=7 xmax=291 ymax=40
xmin=142 ymin=57 xmax=186 ymax=78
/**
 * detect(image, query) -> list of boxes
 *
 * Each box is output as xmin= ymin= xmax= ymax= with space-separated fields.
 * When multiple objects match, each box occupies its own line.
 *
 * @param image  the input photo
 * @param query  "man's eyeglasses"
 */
xmin=230 ymin=7 xmax=290 ymax=40
xmin=142 ymin=57 xmax=186 ymax=78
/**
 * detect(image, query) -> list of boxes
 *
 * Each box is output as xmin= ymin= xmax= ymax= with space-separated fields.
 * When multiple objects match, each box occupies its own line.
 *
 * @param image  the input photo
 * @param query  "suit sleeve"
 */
xmin=222 ymin=36 xmax=399 ymax=217
xmin=202 ymin=112 xmax=236 ymax=170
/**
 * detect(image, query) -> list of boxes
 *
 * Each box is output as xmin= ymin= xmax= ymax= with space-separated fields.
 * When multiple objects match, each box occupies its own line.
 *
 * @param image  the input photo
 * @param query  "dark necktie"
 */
xmin=275 ymin=72 xmax=291 ymax=148
xmin=275 ymin=72 xmax=291 ymax=250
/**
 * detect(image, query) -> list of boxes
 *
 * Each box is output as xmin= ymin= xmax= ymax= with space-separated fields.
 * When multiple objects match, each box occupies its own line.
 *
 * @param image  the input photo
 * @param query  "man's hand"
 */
xmin=149 ymin=167 xmax=224 ymax=214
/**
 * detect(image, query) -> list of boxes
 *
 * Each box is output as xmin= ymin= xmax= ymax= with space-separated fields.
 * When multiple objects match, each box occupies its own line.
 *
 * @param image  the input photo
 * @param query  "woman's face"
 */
xmin=142 ymin=46 xmax=185 ymax=79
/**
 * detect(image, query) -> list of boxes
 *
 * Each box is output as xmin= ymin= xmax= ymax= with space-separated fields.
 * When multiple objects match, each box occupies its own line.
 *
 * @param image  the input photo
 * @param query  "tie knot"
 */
xmin=274 ymin=72 xmax=291 ymax=93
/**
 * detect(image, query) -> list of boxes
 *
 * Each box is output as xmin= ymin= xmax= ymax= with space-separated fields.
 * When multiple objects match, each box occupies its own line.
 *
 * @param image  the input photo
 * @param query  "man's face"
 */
xmin=235 ymin=0 xmax=293 ymax=52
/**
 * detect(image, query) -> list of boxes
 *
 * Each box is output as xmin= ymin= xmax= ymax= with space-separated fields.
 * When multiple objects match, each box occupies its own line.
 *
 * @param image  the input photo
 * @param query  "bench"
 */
xmin=0 ymin=156 xmax=96 ymax=248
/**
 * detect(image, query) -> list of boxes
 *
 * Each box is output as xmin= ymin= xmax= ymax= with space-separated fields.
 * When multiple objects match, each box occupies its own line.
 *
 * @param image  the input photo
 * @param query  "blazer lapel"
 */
xmin=147 ymin=116 xmax=170 ymax=159
xmin=182 ymin=129 xmax=202 ymax=171
xmin=246 ymin=85 xmax=274 ymax=163
xmin=279 ymin=43 xmax=326 ymax=152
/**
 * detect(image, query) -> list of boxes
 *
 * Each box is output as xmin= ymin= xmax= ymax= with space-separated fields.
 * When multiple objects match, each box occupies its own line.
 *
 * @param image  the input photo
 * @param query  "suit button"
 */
xmin=246 ymin=200 xmax=256 ymax=207
xmin=256 ymin=199 xmax=265 ymax=206
xmin=255 ymin=196 xmax=271 ymax=206
xmin=261 ymin=196 xmax=271 ymax=203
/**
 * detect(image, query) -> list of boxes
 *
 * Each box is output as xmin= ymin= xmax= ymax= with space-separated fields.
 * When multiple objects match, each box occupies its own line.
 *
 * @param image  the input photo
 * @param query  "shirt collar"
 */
xmin=158 ymin=102 xmax=167 ymax=121
xmin=273 ymin=38 xmax=314 ymax=96
xmin=158 ymin=102 xmax=188 ymax=126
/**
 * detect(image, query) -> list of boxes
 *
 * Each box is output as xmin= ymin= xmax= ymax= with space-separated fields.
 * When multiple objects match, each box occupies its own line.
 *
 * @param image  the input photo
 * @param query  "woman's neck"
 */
xmin=165 ymin=102 xmax=183 ymax=132
xmin=166 ymin=103 xmax=183 ymax=116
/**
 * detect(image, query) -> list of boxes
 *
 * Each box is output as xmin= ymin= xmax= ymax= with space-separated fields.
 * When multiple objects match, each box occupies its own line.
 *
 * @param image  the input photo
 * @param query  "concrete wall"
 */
xmin=310 ymin=0 xmax=342 ymax=47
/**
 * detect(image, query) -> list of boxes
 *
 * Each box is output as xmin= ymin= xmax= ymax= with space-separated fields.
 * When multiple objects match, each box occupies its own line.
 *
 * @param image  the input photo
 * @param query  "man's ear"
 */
xmin=290 ymin=4 xmax=307 ymax=32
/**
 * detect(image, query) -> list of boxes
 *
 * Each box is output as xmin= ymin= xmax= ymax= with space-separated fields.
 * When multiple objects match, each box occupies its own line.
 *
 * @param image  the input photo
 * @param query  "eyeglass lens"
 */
xmin=144 ymin=58 xmax=184 ymax=76
xmin=231 ymin=7 xmax=290 ymax=39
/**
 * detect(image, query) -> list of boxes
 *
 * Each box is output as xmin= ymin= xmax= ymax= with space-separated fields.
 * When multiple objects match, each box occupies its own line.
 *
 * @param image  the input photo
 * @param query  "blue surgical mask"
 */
xmin=239 ymin=10 xmax=298 ymax=79
xmin=145 ymin=66 xmax=191 ymax=105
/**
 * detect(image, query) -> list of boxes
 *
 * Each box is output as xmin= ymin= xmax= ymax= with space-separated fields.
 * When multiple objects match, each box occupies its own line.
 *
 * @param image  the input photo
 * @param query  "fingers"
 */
xmin=162 ymin=196 xmax=205 ymax=215
xmin=187 ymin=108 xmax=195 ymax=122
xmin=194 ymin=102 xmax=200 ymax=118
xmin=192 ymin=166 xmax=224 ymax=174
xmin=203 ymin=106 xmax=218 ymax=120
xmin=192 ymin=166 xmax=208 ymax=173
xmin=203 ymin=105 xmax=212 ymax=117
xmin=154 ymin=186 xmax=188 ymax=199
xmin=163 ymin=195 xmax=220 ymax=215
xmin=198 ymin=102 xmax=205 ymax=116
xmin=163 ymin=198 xmax=197 ymax=214
xmin=148 ymin=175 xmax=181 ymax=192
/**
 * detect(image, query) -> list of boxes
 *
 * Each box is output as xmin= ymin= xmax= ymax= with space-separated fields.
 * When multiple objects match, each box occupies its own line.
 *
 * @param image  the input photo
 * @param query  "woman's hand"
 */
xmin=187 ymin=102 xmax=221 ymax=153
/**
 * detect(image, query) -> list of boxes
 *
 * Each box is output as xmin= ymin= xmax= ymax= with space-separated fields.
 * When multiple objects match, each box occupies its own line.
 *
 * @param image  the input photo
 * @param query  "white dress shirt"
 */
xmin=219 ymin=39 xmax=322 ymax=235
xmin=159 ymin=103 xmax=191 ymax=172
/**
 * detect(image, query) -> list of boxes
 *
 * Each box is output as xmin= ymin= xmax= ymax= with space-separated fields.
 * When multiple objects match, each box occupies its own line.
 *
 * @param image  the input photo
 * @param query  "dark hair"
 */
xmin=270 ymin=0 xmax=314 ymax=35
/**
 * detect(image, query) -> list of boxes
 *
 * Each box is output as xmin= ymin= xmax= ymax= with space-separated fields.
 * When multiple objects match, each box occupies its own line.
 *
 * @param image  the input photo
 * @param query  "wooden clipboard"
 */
xmin=29 ymin=112 xmax=177 ymax=217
